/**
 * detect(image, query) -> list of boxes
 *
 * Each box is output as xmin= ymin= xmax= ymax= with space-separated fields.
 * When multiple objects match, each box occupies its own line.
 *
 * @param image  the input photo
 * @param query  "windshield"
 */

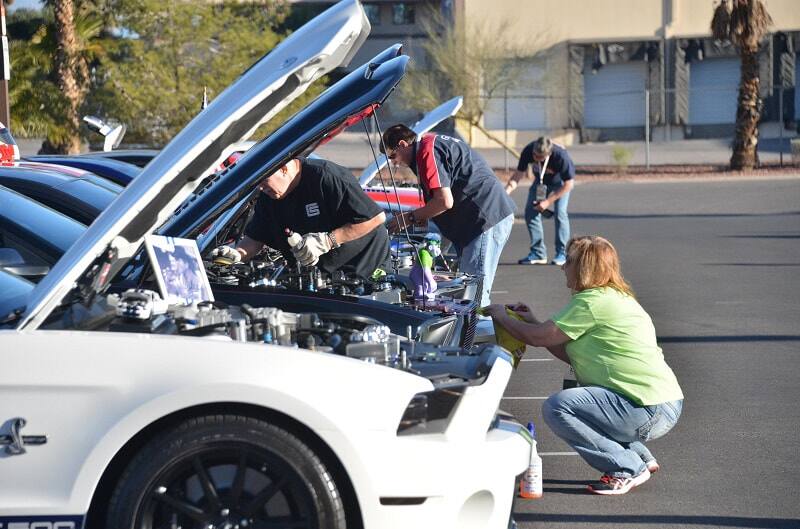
xmin=0 ymin=269 xmax=34 ymax=326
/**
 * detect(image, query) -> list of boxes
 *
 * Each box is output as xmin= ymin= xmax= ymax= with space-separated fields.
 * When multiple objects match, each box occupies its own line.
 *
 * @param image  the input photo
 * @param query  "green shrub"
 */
xmin=611 ymin=145 xmax=633 ymax=172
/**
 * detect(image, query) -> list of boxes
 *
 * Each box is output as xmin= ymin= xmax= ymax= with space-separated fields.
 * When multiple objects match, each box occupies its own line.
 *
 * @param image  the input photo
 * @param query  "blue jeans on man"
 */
xmin=459 ymin=213 xmax=514 ymax=307
xmin=542 ymin=385 xmax=683 ymax=478
xmin=523 ymin=181 xmax=570 ymax=262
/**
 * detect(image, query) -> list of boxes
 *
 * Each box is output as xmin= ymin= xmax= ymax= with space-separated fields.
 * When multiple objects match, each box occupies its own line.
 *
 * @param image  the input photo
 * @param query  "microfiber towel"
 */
xmin=477 ymin=307 xmax=527 ymax=368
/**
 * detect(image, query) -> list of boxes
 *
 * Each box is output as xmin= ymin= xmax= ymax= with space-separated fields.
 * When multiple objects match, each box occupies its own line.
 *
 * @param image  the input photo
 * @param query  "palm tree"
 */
xmin=9 ymin=3 xmax=103 ymax=153
xmin=710 ymin=0 xmax=772 ymax=170
xmin=50 ymin=0 xmax=85 ymax=153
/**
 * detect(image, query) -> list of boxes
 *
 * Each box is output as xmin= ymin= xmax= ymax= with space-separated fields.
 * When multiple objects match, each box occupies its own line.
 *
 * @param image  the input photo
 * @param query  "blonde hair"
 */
xmin=566 ymin=236 xmax=634 ymax=297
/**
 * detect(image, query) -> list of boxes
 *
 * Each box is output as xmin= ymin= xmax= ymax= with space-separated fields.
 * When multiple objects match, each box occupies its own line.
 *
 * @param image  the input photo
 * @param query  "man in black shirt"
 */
xmin=212 ymin=158 xmax=389 ymax=278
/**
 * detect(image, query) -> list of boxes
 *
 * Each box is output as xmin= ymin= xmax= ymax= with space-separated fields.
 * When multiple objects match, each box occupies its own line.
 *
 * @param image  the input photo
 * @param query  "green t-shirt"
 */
xmin=552 ymin=287 xmax=683 ymax=406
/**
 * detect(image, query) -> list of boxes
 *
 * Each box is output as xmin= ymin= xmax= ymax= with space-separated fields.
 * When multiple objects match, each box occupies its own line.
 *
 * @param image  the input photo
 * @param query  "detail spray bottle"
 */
xmin=519 ymin=421 xmax=543 ymax=499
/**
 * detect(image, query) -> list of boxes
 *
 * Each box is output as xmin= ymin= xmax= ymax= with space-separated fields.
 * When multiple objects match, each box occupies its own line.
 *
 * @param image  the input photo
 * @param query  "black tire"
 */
xmin=107 ymin=414 xmax=346 ymax=529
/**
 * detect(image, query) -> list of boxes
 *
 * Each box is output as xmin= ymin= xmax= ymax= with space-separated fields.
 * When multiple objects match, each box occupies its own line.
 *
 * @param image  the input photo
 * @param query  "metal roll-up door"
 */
xmin=583 ymin=62 xmax=647 ymax=127
xmin=484 ymin=62 xmax=546 ymax=130
xmin=795 ymin=56 xmax=799 ymax=120
xmin=689 ymin=58 xmax=740 ymax=125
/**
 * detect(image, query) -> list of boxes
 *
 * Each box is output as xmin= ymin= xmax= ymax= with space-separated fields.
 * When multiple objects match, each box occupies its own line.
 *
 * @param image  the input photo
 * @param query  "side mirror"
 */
xmin=83 ymin=115 xmax=127 ymax=152
xmin=0 ymin=248 xmax=50 ymax=279
xmin=1 ymin=264 xmax=50 ymax=279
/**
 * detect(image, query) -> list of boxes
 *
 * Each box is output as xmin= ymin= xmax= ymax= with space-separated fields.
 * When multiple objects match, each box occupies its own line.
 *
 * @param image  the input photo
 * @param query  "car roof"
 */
xmin=8 ymin=161 xmax=123 ymax=190
xmin=80 ymin=149 xmax=160 ymax=168
xmin=25 ymin=155 xmax=141 ymax=186
xmin=0 ymin=165 xmax=121 ymax=225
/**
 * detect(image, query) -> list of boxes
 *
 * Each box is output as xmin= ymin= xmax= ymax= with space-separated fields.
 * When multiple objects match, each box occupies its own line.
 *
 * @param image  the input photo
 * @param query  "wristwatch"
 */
xmin=327 ymin=231 xmax=340 ymax=249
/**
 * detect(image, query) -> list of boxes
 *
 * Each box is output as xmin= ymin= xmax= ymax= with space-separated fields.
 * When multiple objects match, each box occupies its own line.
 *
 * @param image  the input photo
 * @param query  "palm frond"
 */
xmin=729 ymin=0 xmax=772 ymax=48
xmin=710 ymin=0 xmax=731 ymax=41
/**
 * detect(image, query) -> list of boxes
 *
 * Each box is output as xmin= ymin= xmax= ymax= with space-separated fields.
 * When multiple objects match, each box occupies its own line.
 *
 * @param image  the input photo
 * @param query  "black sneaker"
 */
xmin=587 ymin=468 xmax=651 ymax=495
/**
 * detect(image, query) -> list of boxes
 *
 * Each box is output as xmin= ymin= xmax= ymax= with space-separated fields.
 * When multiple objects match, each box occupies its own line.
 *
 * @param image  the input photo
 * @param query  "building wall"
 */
xmin=459 ymin=0 xmax=800 ymax=146
xmin=461 ymin=0 xmax=800 ymax=42
xmin=668 ymin=0 xmax=800 ymax=37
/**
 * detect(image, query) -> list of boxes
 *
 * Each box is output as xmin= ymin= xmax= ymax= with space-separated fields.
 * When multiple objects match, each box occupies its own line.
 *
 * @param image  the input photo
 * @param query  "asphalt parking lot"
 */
xmin=493 ymin=176 xmax=800 ymax=529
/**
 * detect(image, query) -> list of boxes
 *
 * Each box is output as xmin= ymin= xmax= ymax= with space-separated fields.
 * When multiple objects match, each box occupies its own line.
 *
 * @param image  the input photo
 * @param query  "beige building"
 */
xmin=297 ymin=0 xmax=800 ymax=146
xmin=462 ymin=0 xmax=800 ymax=147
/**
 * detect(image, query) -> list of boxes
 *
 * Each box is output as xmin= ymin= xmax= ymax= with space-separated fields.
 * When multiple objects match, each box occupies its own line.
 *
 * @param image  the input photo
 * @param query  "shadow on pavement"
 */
xmin=565 ymin=211 xmax=800 ymax=220
xmin=705 ymin=263 xmax=800 ymax=267
xmin=512 ymin=513 xmax=800 ymax=528
xmin=720 ymin=234 xmax=800 ymax=239
xmin=658 ymin=335 xmax=800 ymax=343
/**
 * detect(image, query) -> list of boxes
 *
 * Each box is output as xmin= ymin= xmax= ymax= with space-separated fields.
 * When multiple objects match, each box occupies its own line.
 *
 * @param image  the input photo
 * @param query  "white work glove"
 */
xmin=290 ymin=232 xmax=335 ymax=267
xmin=211 ymin=245 xmax=243 ymax=265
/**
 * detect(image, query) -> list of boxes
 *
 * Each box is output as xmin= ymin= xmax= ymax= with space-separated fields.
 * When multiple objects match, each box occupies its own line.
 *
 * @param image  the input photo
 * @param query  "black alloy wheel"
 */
xmin=107 ymin=415 xmax=346 ymax=529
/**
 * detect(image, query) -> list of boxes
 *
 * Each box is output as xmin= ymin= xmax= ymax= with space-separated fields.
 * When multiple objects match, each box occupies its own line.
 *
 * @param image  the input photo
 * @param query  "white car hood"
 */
xmin=358 ymin=96 xmax=462 ymax=186
xmin=18 ymin=0 xmax=370 ymax=330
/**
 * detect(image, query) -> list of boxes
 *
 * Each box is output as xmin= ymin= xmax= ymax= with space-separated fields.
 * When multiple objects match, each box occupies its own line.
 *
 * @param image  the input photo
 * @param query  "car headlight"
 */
xmin=397 ymin=385 xmax=467 ymax=435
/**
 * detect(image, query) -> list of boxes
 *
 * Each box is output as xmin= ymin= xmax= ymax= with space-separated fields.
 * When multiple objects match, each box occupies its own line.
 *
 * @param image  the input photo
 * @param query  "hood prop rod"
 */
xmin=362 ymin=115 xmax=418 ymax=270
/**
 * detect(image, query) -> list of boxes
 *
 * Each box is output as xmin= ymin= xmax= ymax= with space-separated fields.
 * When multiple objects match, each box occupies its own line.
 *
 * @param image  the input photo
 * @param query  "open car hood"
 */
xmin=160 ymin=45 xmax=408 ymax=247
xmin=358 ymin=96 xmax=462 ymax=186
xmin=18 ymin=0 xmax=370 ymax=329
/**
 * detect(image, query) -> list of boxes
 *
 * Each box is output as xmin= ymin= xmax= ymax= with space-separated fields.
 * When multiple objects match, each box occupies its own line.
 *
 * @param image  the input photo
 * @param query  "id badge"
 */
xmin=534 ymin=184 xmax=547 ymax=202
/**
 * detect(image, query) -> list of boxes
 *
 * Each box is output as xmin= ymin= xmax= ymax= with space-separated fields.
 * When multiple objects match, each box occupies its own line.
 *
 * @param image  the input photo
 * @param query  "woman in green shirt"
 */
xmin=484 ymin=235 xmax=683 ymax=495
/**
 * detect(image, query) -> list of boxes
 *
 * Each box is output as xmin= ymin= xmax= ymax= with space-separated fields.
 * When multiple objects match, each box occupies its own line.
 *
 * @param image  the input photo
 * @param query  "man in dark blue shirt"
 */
xmin=505 ymin=137 xmax=575 ymax=266
xmin=382 ymin=124 xmax=515 ymax=306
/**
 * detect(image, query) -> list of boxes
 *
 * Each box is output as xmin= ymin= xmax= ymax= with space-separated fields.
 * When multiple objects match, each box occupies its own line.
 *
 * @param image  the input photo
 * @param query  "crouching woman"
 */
xmin=483 ymin=235 xmax=683 ymax=495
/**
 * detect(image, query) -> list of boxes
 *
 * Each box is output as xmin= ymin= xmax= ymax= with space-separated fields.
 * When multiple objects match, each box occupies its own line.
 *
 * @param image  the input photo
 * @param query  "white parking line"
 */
xmin=501 ymin=396 xmax=549 ymax=400
xmin=492 ymin=290 xmax=509 ymax=294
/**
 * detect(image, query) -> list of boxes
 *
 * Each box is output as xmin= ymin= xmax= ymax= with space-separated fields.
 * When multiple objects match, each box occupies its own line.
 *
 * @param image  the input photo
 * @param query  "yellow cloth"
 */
xmin=478 ymin=307 xmax=527 ymax=368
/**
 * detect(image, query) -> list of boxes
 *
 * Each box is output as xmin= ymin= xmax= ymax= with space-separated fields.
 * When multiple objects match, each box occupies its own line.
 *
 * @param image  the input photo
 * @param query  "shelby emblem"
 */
xmin=305 ymin=203 xmax=320 ymax=217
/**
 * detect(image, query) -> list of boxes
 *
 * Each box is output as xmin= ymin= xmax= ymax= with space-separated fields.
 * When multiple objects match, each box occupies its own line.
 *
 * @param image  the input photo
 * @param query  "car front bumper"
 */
xmin=345 ymin=421 xmax=529 ymax=529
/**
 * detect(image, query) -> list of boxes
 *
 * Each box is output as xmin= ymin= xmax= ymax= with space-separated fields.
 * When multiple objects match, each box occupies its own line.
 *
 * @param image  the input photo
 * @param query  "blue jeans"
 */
xmin=542 ymin=386 xmax=683 ymax=478
xmin=524 ymin=182 xmax=571 ymax=259
xmin=459 ymin=213 xmax=514 ymax=307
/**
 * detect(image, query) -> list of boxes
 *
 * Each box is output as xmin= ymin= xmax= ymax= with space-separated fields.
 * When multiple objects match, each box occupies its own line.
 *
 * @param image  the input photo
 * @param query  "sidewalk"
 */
xmin=315 ymin=133 xmax=798 ymax=170
xmin=18 ymin=133 xmax=798 ymax=172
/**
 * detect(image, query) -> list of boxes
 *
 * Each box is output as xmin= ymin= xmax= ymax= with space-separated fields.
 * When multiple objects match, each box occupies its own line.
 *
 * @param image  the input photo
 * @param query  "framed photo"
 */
xmin=144 ymin=235 xmax=214 ymax=305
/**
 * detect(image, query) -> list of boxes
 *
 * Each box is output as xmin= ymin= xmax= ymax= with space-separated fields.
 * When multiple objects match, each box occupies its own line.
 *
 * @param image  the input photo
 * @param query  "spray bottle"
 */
xmin=286 ymin=229 xmax=303 ymax=251
xmin=519 ymin=421 xmax=543 ymax=499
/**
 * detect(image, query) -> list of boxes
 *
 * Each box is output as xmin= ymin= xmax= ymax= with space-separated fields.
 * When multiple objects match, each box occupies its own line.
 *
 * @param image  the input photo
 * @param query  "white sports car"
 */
xmin=0 ymin=2 xmax=529 ymax=528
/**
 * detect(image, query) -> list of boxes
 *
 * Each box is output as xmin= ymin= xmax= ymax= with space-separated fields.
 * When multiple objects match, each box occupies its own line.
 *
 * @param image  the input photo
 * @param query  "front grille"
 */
xmin=461 ymin=303 xmax=478 ymax=348
xmin=459 ymin=274 xmax=483 ymax=348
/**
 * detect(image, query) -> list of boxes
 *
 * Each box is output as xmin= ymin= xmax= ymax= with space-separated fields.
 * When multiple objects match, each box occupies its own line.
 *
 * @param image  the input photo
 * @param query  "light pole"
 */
xmin=0 ymin=0 xmax=10 ymax=129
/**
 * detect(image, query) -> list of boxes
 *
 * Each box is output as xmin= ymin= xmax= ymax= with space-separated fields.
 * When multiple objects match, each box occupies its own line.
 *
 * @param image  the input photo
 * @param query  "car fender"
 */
xmin=0 ymin=330 xmax=431 ymax=516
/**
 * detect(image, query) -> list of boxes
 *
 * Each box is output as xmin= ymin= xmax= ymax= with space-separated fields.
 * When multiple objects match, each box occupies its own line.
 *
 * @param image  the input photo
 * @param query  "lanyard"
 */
xmin=538 ymin=155 xmax=550 ymax=184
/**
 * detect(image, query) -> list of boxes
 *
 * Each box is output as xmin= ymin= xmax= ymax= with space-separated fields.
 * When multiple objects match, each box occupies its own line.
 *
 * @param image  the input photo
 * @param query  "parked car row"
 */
xmin=0 ymin=2 xmax=527 ymax=529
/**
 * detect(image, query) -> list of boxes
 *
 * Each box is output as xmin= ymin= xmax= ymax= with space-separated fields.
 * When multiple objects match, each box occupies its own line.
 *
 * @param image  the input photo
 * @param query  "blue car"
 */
xmin=24 ymin=155 xmax=141 ymax=186
xmin=0 ymin=162 xmax=121 ymax=224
